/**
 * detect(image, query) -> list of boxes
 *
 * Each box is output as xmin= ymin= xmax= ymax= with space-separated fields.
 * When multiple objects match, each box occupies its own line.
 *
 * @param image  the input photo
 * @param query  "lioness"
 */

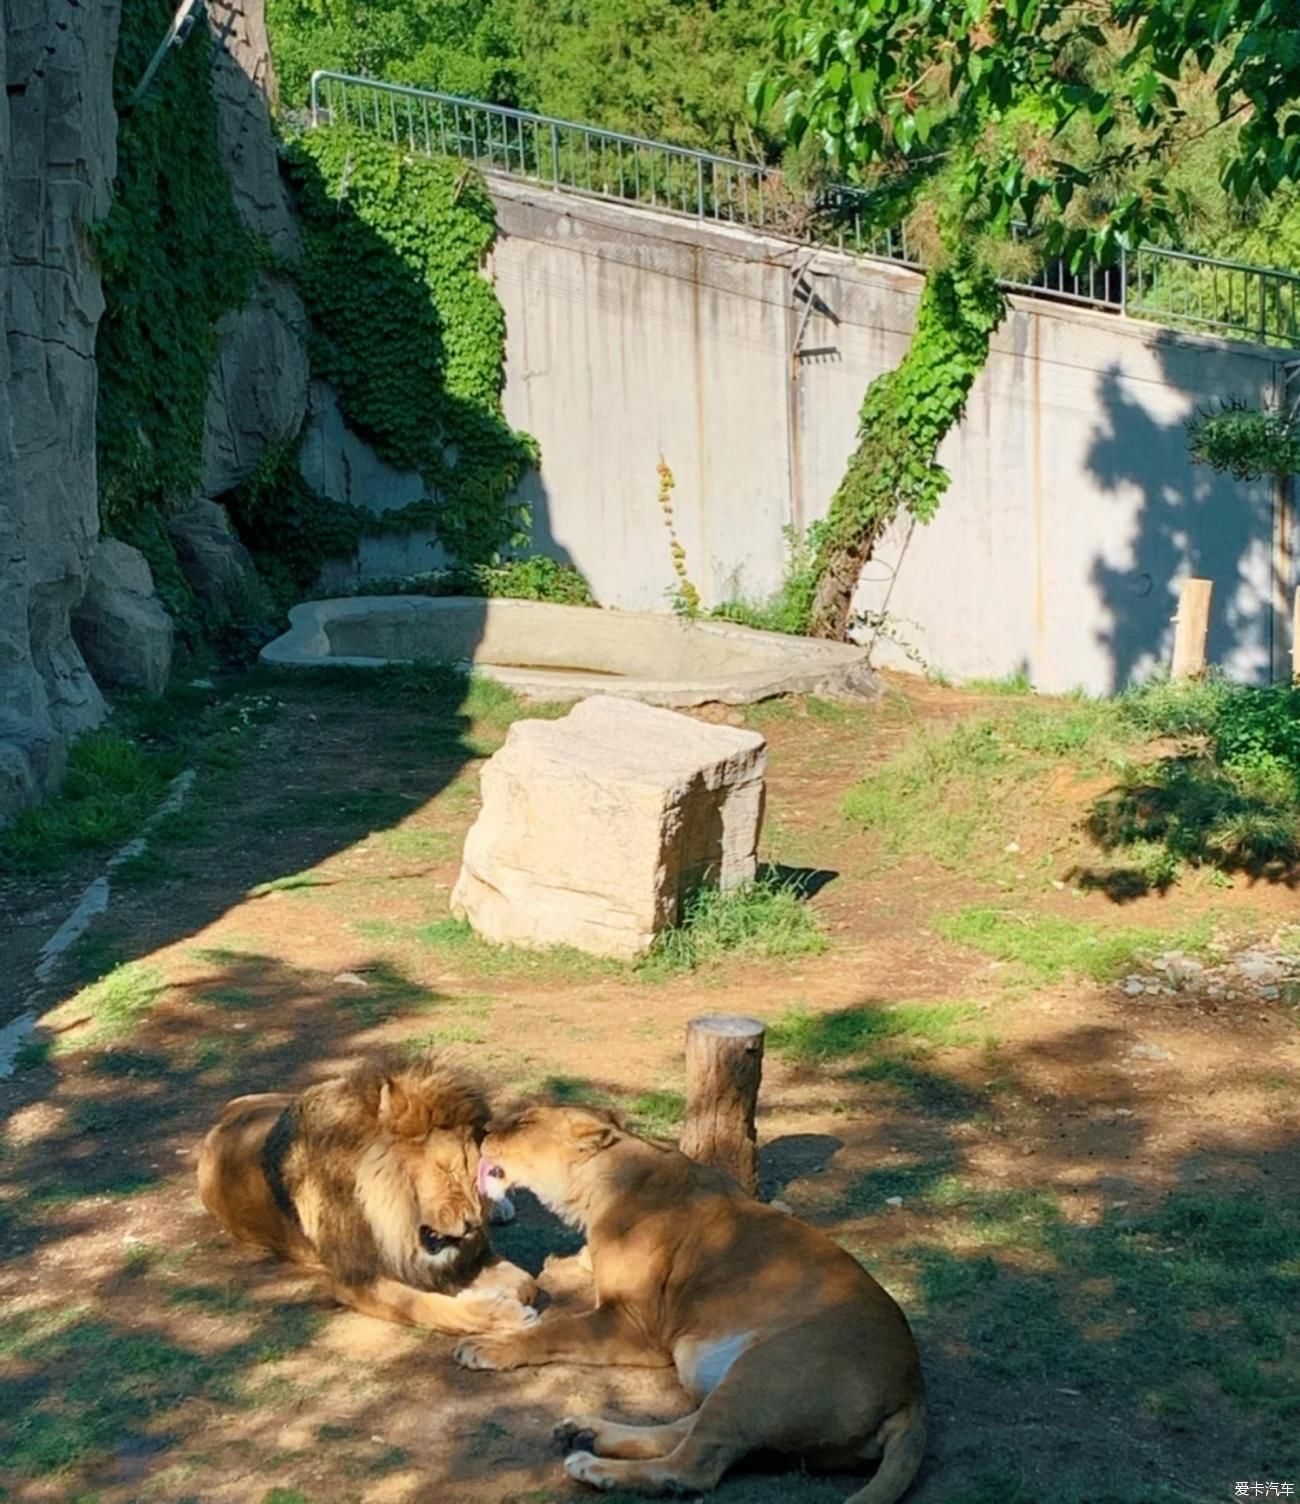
xmin=198 ymin=1054 xmax=538 ymax=1334
xmin=454 ymin=1105 xmax=925 ymax=1504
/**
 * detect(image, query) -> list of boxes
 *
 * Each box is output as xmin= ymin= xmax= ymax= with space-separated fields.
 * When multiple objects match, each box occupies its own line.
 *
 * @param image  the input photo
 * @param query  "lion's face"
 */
xmin=354 ymin=1076 xmax=495 ymax=1290
xmin=481 ymin=1104 xmax=621 ymax=1222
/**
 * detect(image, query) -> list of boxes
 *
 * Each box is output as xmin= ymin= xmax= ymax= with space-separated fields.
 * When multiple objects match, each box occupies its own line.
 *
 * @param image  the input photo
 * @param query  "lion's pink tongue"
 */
xmin=477 ymin=1157 xmax=505 ymax=1200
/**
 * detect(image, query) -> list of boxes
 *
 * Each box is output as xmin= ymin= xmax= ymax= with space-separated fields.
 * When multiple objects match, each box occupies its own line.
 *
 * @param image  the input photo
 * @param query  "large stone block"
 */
xmin=451 ymin=696 xmax=766 ymax=961
xmin=73 ymin=539 xmax=175 ymax=697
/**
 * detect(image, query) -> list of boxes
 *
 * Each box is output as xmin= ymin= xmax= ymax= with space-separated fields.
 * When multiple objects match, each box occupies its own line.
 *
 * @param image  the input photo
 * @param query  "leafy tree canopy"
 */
xmin=752 ymin=0 xmax=1300 ymax=271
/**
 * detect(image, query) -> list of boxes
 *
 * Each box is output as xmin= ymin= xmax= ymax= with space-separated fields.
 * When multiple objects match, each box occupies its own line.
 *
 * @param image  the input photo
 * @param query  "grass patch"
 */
xmin=902 ymin=1186 xmax=1298 ymax=1458
xmin=768 ymin=1000 xmax=981 ymax=1063
xmin=624 ymin=1089 xmax=687 ymax=1138
xmin=38 ymin=963 xmax=167 ymax=1056
xmin=638 ymin=875 xmax=826 ymax=978
xmin=0 ymin=684 xmax=279 ymax=878
xmin=354 ymin=916 xmax=621 ymax=982
xmin=841 ymin=704 xmax=1124 ymax=871
xmin=935 ymin=906 xmax=1211 ymax=983
xmin=247 ymin=871 xmax=330 ymax=896
xmin=842 ymin=675 xmax=1300 ymax=887
xmin=768 ymin=1000 xmax=991 ymax=1122
xmin=0 ymin=731 xmax=173 ymax=874
xmin=331 ymin=964 xmax=444 ymax=1027
xmin=398 ymin=996 xmax=493 ymax=1053
xmin=374 ymin=827 xmax=456 ymax=861
xmin=964 ymin=669 xmax=1035 ymax=695
xmin=535 ymin=1076 xmax=686 ymax=1139
xmin=199 ymin=986 xmax=258 ymax=1011
xmin=1082 ymin=753 xmax=1300 ymax=885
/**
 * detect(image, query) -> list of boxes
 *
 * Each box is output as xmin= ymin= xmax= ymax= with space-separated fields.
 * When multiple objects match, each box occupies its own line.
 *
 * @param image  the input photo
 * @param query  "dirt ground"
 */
xmin=1 ymin=671 xmax=1297 ymax=1504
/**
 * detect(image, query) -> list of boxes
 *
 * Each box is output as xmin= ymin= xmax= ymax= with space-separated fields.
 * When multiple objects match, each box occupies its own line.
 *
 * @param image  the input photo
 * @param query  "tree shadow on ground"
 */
xmin=2 ymin=979 xmax=1298 ymax=1500
xmin=1067 ymin=751 xmax=1300 ymax=901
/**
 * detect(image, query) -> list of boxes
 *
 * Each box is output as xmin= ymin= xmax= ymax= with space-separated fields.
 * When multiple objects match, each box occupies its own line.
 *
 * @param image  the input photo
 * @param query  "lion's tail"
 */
xmin=842 ymin=1398 xmax=926 ymax=1504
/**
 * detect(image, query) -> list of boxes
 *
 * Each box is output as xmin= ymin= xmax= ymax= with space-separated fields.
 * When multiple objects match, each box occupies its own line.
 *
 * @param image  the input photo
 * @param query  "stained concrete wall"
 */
xmin=486 ymin=180 xmax=1292 ymax=695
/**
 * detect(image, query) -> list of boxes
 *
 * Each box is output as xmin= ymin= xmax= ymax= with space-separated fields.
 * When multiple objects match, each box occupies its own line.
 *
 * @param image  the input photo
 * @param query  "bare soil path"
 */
xmin=2 ymin=671 xmax=1296 ymax=1504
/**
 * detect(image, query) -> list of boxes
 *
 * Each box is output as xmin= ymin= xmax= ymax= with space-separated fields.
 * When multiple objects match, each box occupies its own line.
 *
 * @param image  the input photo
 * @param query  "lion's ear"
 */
xmin=569 ymin=1107 xmax=623 ymax=1151
xmin=377 ymin=1079 xmax=428 ymax=1139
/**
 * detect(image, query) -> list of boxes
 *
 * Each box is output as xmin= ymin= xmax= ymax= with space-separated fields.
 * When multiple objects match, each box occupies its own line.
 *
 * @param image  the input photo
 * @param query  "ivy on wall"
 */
xmin=284 ymin=127 xmax=538 ymax=565
xmin=95 ymin=0 xmax=257 ymax=537
xmin=94 ymin=15 xmax=543 ymax=649
xmin=807 ymin=255 xmax=1006 ymax=637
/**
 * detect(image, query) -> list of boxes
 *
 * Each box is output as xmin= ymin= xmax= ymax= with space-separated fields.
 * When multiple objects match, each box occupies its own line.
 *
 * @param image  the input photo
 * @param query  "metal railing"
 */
xmin=309 ymin=70 xmax=1300 ymax=348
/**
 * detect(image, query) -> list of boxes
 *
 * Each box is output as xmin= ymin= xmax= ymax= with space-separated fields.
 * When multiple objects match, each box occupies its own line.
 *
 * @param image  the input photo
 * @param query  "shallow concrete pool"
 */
xmin=260 ymin=597 xmax=877 ymax=707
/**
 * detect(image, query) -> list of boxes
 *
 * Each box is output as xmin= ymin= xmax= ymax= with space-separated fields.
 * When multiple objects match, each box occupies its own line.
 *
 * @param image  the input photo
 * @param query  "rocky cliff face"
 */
xmin=1 ymin=0 xmax=121 ymax=822
xmin=202 ymin=0 xmax=309 ymax=500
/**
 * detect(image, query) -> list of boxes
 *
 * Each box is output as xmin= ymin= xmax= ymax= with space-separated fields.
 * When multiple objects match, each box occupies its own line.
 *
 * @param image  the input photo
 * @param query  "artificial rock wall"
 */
xmin=1 ymin=0 xmax=121 ymax=822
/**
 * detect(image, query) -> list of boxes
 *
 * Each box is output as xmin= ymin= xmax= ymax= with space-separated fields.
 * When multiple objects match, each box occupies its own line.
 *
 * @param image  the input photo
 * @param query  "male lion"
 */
xmin=454 ymin=1104 xmax=925 ymax=1504
xmin=197 ymin=1054 xmax=538 ymax=1334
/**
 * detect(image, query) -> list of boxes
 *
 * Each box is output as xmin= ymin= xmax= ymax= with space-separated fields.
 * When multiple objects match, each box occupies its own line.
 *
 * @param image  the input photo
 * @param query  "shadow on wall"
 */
xmin=275 ymin=140 xmax=577 ymax=596
xmin=1085 ymin=343 xmax=1278 ymax=691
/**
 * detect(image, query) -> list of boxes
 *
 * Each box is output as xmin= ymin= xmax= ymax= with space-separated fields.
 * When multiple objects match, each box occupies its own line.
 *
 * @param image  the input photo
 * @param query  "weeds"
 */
xmin=964 ymin=668 xmax=1035 ymax=695
xmin=711 ymin=525 xmax=822 ymax=637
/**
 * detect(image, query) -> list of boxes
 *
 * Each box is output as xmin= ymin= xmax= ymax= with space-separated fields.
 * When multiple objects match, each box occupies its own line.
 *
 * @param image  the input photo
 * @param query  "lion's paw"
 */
xmin=457 ymin=1290 xmax=538 ymax=1333
xmin=453 ymin=1333 xmax=519 ymax=1371
xmin=564 ymin=1450 xmax=616 ymax=1491
xmin=553 ymin=1416 xmax=598 ymax=1453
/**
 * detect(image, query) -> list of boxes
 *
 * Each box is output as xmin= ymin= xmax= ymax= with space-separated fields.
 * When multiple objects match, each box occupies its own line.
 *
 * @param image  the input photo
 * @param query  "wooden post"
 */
xmin=679 ymin=1014 xmax=765 ymax=1195
xmin=1171 ymin=577 xmax=1213 ymax=680
xmin=1293 ymin=586 xmax=1300 ymax=684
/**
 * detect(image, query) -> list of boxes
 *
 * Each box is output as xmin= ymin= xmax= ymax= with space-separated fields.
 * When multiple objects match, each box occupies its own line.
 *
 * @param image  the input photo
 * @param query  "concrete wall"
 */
xmin=486 ymin=181 xmax=1293 ymax=695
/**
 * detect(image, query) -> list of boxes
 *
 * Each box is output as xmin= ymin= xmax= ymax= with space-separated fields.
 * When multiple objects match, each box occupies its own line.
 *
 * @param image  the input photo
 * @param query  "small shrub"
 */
xmin=1211 ymin=684 xmax=1300 ymax=780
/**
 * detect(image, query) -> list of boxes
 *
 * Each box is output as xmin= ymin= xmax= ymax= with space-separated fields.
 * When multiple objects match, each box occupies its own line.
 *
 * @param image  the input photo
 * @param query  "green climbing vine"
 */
xmin=95 ymin=0 xmax=258 ymax=537
xmin=807 ymin=255 xmax=1006 ymax=638
xmin=284 ymin=127 xmax=538 ymax=565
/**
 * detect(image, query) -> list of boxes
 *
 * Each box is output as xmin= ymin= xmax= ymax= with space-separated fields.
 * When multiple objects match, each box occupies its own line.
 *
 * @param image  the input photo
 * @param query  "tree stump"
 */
xmin=679 ymin=1014 xmax=765 ymax=1195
